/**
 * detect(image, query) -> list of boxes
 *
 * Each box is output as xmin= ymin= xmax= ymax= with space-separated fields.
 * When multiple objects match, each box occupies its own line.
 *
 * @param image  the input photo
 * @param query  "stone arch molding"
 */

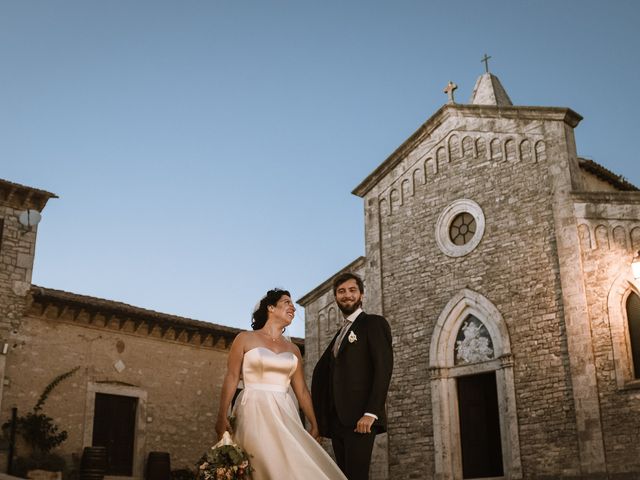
xmin=429 ymin=288 xmax=522 ymax=479
xmin=607 ymin=269 xmax=640 ymax=388
xmin=430 ymin=288 xmax=510 ymax=366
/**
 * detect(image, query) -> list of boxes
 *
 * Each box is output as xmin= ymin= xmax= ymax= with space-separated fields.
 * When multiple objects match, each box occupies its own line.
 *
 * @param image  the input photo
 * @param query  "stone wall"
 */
xmin=360 ymin=108 xmax=584 ymax=478
xmin=575 ymin=194 xmax=640 ymax=476
xmin=1 ymin=312 xmax=230 ymax=476
xmin=0 ymin=181 xmax=54 ymax=416
xmin=0 ymin=205 xmax=37 ymax=336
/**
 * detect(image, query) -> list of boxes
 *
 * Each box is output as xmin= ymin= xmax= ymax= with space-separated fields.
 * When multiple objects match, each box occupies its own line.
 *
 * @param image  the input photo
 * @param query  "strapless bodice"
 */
xmin=242 ymin=347 xmax=298 ymax=390
xmin=232 ymin=346 xmax=347 ymax=479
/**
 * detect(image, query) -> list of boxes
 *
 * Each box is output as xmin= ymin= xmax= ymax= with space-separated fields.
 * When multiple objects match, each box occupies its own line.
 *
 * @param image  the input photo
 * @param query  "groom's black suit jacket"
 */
xmin=312 ymin=311 xmax=393 ymax=437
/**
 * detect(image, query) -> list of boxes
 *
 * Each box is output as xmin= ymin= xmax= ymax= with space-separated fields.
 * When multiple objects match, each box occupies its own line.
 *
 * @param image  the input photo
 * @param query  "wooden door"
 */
xmin=457 ymin=372 xmax=504 ymax=478
xmin=92 ymin=392 xmax=137 ymax=476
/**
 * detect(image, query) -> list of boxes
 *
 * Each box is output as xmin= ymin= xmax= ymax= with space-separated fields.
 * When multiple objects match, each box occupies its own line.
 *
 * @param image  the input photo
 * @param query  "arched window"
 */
xmin=607 ymin=273 xmax=640 ymax=388
xmin=627 ymin=291 xmax=640 ymax=378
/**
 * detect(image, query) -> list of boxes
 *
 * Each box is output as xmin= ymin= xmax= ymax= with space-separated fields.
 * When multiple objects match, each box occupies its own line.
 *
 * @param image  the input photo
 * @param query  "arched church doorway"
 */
xmin=429 ymin=290 xmax=522 ymax=479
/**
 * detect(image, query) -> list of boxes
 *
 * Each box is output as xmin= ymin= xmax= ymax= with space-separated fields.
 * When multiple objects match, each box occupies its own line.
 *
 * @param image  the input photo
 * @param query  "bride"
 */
xmin=215 ymin=288 xmax=347 ymax=480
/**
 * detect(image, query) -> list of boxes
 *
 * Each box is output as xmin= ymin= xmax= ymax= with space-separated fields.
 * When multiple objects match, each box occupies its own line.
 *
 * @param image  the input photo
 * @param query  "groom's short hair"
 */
xmin=332 ymin=272 xmax=364 ymax=296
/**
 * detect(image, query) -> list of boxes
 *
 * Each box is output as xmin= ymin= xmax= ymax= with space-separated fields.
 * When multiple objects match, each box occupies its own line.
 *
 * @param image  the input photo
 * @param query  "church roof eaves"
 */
xmin=578 ymin=157 xmax=639 ymax=191
xmin=29 ymin=285 xmax=305 ymax=351
xmin=297 ymin=256 xmax=366 ymax=307
xmin=352 ymin=104 xmax=583 ymax=198
xmin=0 ymin=178 xmax=58 ymax=211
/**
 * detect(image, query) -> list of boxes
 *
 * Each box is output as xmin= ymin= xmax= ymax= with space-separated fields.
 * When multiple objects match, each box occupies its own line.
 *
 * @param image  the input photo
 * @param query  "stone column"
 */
xmin=548 ymin=121 xmax=607 ymax=477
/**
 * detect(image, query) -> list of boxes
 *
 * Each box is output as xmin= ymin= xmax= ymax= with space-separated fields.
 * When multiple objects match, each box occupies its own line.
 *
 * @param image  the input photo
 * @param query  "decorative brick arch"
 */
xmin=520 ymin=139 xmax=532 ymax=162
xmin=476 ymin=137 xmax=487 ymax=159
xmin=578 ymin=223 xmax=592 ymax=251
xmin=448 ymin=134 xmax=460 ymax=161
xmin=534 ymin=140 xmax=547 ymax=162
xmin=426 ymin=156 xmax=437 ymax=176
xmin=401 ymin=179 xmax=412 ymax=200
xmin=328 ymin=307 xmax=338 ymax=329
xmin=595 ymin=225 xmax=610 ymax=249
xmin=319 ymin=313 xmax=328 ymax=333
xmin=436 ymin=147 xmax=447 ymax=169
xmin=504 ymin=138 xmax=516 ymax=162
xmin=413 ymin=168 xmax=424 ymax=188
xmin=462 ymin=136 xmax=474 ymax=159
xmin=490 ymin=138 xmax=502 ymax=161
xmin=612 ymin=226 xmax=628 ymax=249
xmin=429 ymin=289 xmax=522 ymax=479
xmin=379 ymin=197 xmax=389 ymax=217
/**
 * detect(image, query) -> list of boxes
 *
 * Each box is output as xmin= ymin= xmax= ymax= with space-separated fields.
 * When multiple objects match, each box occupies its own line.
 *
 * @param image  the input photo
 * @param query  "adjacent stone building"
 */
xmin=0 ymin=178 xmax=303 ymax=478
xmin=300 ymin=72 xmax=640 ymax=479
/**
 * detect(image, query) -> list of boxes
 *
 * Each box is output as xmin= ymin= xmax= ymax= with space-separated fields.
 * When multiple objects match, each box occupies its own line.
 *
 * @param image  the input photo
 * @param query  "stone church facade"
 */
xmin=300 ymin=73 xmax=640 ymax=479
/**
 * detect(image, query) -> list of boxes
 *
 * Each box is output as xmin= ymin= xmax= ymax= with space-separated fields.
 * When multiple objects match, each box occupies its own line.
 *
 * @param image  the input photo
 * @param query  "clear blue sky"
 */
xmin=2 ymin=1 xmax=639 ymax=338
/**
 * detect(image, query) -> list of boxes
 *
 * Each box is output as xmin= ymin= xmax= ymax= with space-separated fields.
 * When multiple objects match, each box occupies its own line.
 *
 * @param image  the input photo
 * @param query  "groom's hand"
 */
xmin=354 ymin=415 xmax=375 ymax=434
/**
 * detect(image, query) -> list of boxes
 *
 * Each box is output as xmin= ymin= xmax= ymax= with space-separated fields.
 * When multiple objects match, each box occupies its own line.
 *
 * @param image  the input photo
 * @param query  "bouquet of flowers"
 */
xmin=197 ymin=431 xmax=253 ymax=480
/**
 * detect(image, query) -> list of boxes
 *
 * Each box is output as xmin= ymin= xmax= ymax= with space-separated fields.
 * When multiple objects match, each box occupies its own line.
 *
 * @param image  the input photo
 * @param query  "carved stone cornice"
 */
xmin=28 ymin=285 xmax=304 ymax=354
xmin=0 ymin=178 xmax=58 ymax=211
xmin=352 ymin=104 xmax=583 ymax=198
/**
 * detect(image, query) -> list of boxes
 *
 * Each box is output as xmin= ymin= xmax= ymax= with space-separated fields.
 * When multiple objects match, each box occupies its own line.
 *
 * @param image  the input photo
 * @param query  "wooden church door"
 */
xmin=456 ymin=372 xmax=504 ymax=478
xmin=92 ymin=392 xmax=138 ymax=476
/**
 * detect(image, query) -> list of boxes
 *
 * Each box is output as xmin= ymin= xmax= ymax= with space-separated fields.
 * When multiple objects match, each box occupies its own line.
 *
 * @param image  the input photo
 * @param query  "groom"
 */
xmin=312 ymin=273 xmax=393 ymax=480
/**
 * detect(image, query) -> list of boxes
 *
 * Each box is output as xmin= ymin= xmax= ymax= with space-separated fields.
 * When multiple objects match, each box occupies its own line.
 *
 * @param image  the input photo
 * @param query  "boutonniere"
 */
xmin=348 ymin=331 xmax=357 ymax=343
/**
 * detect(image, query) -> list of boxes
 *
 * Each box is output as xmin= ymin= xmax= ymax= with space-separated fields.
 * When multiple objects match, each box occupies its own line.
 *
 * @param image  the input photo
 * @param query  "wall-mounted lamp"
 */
xmin=17 ymin=209 xmax=42 ymax=233
xmin=632 ymin=250 xmax=640 ymax=280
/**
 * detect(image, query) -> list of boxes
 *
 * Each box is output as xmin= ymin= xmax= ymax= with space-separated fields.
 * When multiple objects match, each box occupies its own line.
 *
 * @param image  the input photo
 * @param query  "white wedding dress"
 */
xmin=232 ymin=347 xmax=346 ymax=480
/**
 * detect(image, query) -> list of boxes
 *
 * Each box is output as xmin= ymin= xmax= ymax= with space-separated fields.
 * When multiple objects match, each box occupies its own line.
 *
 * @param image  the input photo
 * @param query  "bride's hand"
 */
xmin=215 ymin=415 xmax=232 ymax=439
xmin=309 ymin=424 xmax=320 ymax=443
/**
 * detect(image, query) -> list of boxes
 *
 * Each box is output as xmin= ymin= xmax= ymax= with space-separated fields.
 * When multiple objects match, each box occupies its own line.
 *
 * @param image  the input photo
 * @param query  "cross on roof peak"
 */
xmin=481 ymin=54 xmax=492 ymax=73
xmin=443 ymin=81 xmax=458 ymax=104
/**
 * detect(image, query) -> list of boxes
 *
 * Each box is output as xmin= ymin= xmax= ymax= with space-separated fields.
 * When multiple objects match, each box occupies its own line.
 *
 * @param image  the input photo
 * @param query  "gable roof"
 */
xmin=352 ymin=104 xmax=582 ymax=197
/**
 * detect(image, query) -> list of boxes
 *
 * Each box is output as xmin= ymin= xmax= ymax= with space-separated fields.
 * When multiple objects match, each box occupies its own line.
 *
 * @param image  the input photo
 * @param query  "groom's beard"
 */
xmin=337 ymin=300 xmax=361 ymax=316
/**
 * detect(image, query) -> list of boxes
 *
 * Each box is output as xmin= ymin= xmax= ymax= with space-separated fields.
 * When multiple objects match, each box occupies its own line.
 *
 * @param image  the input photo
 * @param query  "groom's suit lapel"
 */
xmin=336 ymin=311 xmax=365 ymax=358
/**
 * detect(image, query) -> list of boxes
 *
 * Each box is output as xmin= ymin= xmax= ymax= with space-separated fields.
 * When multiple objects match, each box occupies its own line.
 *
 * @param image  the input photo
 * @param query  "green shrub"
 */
xmin=3 ymin=366 xmax=80 ymax=474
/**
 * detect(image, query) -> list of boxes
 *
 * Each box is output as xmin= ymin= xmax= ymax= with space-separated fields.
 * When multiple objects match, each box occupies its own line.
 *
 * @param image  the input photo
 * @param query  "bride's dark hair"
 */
xmin=252 ymin=288 xmax=291 ymax=330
